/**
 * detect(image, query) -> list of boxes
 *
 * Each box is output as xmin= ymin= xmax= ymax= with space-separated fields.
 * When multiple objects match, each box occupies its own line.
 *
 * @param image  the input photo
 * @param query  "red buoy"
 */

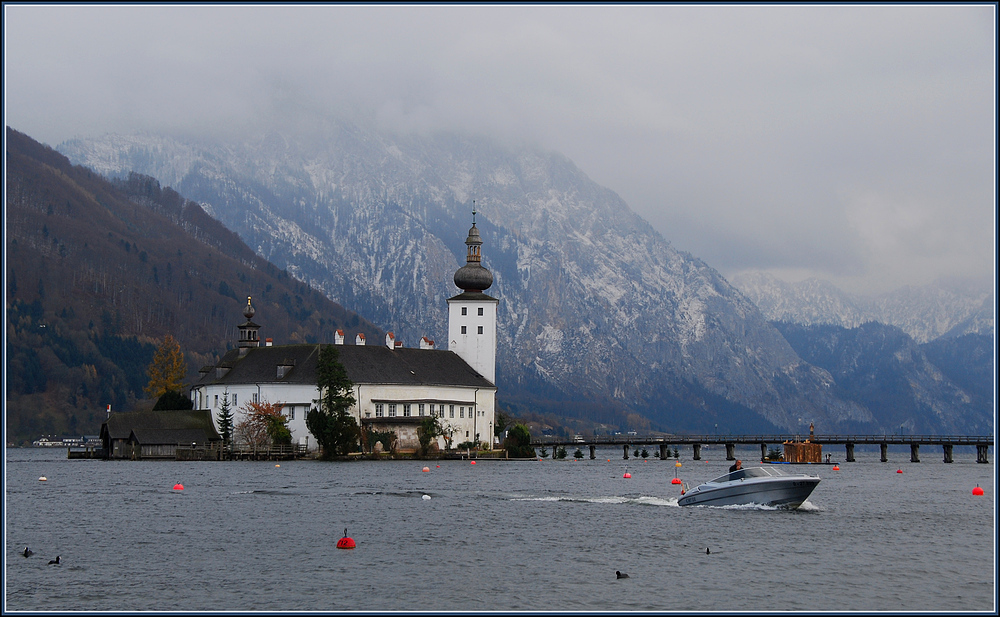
xmin=972 ymin=485 xmax=984 ymax=496
xmin=337 ymin=528 xmax=355 ymax=550
xmin=896 ymin=469 xmax=903 ymax=474
xmin=623 ymin=472 xmax=631 ymax=478
xmin=470 ymin=460 xmax=476 ymax=465
xmin=173 ymin=483 xmax=184 ymax=490
xmin=422 ymin=467 xmax=430 ymax=472
xmin=832 ymin=465 xmax=840 ymax=471
xmin=671 ymin=477 xmax=682 ymax=484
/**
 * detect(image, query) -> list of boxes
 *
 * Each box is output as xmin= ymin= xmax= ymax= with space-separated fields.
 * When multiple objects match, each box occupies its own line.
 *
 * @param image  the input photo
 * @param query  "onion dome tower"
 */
xmin=448 ymin=206 xmax=498 ymax=383
xmin=237 ymin=296 xmax=261 ymax=357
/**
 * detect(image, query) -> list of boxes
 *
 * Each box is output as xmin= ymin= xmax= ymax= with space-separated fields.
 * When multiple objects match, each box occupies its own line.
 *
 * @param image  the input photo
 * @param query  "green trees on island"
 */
xmin=307 ymin=344 xmax=358 ymax=459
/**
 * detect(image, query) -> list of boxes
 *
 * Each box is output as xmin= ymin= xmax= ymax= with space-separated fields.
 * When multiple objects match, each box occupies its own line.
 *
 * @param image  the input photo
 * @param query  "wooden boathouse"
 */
xmin=100 ymin=409 xmax=223 ymax=460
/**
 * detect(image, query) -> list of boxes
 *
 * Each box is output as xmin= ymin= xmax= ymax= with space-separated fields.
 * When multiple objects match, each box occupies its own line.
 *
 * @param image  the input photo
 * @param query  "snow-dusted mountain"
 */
xmin=730 ymin=271 xmax=994 ymax=343
xmin=56 ymin=122 xmax=986 ymax=434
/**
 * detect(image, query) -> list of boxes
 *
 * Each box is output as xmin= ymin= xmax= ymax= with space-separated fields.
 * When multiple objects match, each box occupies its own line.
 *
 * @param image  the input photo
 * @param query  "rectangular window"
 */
xmin=233 ymin=394 xmax=238 ymax=406
xmin=214 ymin=394 xmax=219 ymax=407
xmin=450 ymin=405 xmax=455 ymax=418
xmin=288 ymin=406 xmax=295 ymax=420
xmin=403 ymin=404 xmax=411 ymax=417
xmin=418 ymin=404 xmax=425 ymax=417
xmin=478 ymin=325 xmax=483 ymax=334
xmin=460 ymin=407 xmax=465 ymax=418
xmin=461 ymin=307 xmax=467 ymax=315
xmin=461 ymin=325 xmax=467 ymax=334
xmin=375 ymin=403 xmax=384 ymax=418
xmin=253 ymin=392 xmax=259 ymax=403
xmin=388 ymin=403 xmax=397 ymax=417
xmin=478 ymin=307 xmax=484 ymax=316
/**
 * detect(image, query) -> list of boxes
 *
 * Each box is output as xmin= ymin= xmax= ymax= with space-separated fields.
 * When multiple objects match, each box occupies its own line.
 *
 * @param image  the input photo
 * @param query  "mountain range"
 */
xmin=5 ymin=127 xmax=384 ymax=443
xmin=49 ymin=120 xmax=993 ymax=436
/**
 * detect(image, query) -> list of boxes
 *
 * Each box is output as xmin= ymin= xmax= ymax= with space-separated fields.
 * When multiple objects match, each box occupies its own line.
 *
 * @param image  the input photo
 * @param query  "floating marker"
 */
xmin=173 ymin=483 xmax=184 ymax=490
xmin=422 ymin=467 xmax=430 ymax=472
xmin=38 ymin=477 xmax=47 ymax=482
xmin=470 ymin=461 xmax=476 ymax=465
xmin=896 ymin=469 xmax=903 ymax=474
xmin=336 ymin=528 xmax=356 ymax=549
xmin=623 ymin=472 xmax=631 ymax=478
xmin=832 ymin=465 xmax=840 ymax=471
xmin=275 ymin=464 xmax=280 ymax=467
xmin=422 ymin=494 xmax=431 ymax=500
xmin=671 ymin=477 xmax=682 ymax=484
xmin=436 ymin=465 xmax=440 ymax=468
xmin=972 ymin=485 xmax=984 ymax=496
xmin=675 ymin=461 xmax=682 ymax=468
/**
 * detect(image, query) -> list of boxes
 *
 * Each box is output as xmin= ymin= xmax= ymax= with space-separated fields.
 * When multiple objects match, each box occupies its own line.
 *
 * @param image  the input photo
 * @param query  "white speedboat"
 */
xmin=677 ymin=466 xmax=819 ymax=508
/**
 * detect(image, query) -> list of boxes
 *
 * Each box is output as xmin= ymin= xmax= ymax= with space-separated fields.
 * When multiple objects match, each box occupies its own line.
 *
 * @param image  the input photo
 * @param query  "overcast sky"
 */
xmin=4 ymin=4 xmax=995 ymax=295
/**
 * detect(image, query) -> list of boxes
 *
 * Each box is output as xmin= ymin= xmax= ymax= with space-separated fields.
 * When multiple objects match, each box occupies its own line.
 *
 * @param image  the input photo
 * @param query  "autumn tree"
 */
xmin=307 ymin=344 xmax=358 ymax=458
xmin=236 ymin=399 xmax=290 ymax=450
xmin=144 ymin=334 xmax=187 ymax=399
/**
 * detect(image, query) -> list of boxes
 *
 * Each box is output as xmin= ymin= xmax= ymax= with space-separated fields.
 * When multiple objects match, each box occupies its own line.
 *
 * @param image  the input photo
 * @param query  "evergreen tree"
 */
xmin=307 ymin=344 xmax=358 ymax=458
xmin=503 ymin=423 xmax=535 ymax=458
xmin=144 ymin=335 xmax=186 ymax=399
xmin=216 ymin=390 xmax=235 ymax=453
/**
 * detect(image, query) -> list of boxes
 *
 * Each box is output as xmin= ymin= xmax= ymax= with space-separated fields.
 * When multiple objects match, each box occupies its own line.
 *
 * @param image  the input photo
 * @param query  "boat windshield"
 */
xmin=709 ymin=467 xmax=786 ymax=484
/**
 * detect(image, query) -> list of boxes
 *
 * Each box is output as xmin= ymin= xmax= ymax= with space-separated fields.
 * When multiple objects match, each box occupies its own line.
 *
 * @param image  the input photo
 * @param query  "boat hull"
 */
xmin=677 ymin=476 xmax=819 ymax=508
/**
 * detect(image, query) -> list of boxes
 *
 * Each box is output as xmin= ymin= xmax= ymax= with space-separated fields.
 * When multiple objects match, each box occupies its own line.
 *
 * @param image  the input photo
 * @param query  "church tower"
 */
xmin=448 ymin=208 xmax=498 ymax=383
xmin=237 ymin=296 xmax=261 ymax=357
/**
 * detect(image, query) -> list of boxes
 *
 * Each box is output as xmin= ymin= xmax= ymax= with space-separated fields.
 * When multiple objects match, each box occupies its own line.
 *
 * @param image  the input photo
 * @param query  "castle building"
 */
xmin=189 ymin=213 xmax=498 ymax=453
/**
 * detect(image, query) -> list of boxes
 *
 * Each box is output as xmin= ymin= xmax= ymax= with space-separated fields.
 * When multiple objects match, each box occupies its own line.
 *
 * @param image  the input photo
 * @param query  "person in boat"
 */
xmin=729 ymin=459 xmax=742 ymax=473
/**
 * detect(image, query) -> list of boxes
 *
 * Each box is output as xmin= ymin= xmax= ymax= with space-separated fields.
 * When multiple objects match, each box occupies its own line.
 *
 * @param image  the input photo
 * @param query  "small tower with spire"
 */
xmin=237 ymin=296 xmax=261 ymax=357
xmin=448 ymin=204 xmax=498 ymax=383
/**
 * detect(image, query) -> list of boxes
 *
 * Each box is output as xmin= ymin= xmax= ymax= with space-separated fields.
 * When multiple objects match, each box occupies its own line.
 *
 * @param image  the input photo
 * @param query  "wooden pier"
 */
xmin=531 ymin=434 xmax=993 ymax=463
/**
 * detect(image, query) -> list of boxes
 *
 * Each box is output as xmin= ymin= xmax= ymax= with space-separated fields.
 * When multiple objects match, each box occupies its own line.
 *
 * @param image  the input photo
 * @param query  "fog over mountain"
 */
xmin=730 ymin=271 xmax=994 ymax=344
xmin=56 ymin=120 xmax=990 ymax=435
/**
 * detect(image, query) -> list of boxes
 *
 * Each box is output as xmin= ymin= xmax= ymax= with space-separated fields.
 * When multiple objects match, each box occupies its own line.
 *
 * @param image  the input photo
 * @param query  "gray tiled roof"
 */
xmin=102 ymin=409 xmax=221 ymax=441
xmin=194 ymin=344 xmax=495 ymax=389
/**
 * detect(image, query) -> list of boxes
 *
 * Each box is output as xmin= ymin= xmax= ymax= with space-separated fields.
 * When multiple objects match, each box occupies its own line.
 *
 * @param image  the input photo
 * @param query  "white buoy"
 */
xmin=422 ymin=494 xmax=431 ymax=500
xmin=38 ymin=476 xmax=47 ymax=482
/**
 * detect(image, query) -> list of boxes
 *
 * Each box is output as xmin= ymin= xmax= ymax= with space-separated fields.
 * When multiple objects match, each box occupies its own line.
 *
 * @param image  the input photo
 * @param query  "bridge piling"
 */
xmin=623 ymin=444 xmax=629 ymax=460
xmin=659 ymin=444 xmax=668 ymax=460
xmin=845 ymin=443 xmax=855 ymax=462
xmin=589 ymin=445 xmax=596 ymax=460
xmin=725 ymin=443 xmax=735 ymax=461
xmin=977 ymin=445 xmax=989 ymax=463
xmin=880 ymin=443 xmax=888 ymax=462
xmin=942 ymin=444 xmax=953 ymax=463
xmin=693 ymin=443 xmax=701 ymax=460
xmin=910 ymin=444 xmax=920 ymax=463
xmin=759 ymin=443 xmax=767 ymax=461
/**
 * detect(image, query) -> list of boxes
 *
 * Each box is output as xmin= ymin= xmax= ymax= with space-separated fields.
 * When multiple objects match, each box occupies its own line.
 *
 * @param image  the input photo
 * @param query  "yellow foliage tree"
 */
xmin=144 ymin=335 xmax=187 ymax=399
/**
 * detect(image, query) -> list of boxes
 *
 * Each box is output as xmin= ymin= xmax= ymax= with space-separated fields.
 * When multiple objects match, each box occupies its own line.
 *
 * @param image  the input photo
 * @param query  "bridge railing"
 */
xmin=531 ymin=434 xmax=993 ymax=446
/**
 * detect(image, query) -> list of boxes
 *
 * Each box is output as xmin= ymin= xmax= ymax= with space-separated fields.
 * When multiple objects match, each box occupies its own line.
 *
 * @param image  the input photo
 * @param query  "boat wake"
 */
xmin=509 ymin=494 xmax=680 ymax=507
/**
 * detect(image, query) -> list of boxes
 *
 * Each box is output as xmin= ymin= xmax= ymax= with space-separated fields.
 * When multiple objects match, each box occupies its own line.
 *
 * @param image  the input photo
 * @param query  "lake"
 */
xmin=4 ymin=446 xmax=995 ymax=612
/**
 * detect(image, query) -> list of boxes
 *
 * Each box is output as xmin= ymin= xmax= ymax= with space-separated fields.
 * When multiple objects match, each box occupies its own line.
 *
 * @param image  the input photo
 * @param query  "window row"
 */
xmin=369 ymin=403 xmax=484 ymax=419
xmin=460 ymin=307 xmax=486 ymax=316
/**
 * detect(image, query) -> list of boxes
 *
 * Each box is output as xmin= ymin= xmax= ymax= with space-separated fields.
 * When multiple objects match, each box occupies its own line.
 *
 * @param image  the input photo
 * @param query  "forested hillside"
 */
xmin=5 ymin=127 xmax=383 ymax=444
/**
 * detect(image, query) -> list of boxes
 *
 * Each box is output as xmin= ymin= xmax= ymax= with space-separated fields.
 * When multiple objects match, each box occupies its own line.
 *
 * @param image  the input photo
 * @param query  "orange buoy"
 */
xmin=671 ymin=477 xmax=682 ymax=484
xmin=972 ymin=485 xmax=984 ymax=496
xmin=832 ymin=465 xmax=840 ymax=471
xmin=337 ymin=528 xmax=355 ymax=550
xmin=422 ymin=467 xmax=430 ymax=472
xmin=173 ymin=483 xmax=184 ymax=490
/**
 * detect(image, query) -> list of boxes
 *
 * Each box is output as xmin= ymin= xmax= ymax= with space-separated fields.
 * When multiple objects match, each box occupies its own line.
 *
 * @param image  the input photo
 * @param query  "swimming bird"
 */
xmin=706 ymin=548 xmax=711 ymax=555
xmin=616 ymin=571 xmax=629 ymax=579
xmin=48 ymin=556 xmax=60 ymax=565
xmin=22 ymin=547 xmax=33 ymax=557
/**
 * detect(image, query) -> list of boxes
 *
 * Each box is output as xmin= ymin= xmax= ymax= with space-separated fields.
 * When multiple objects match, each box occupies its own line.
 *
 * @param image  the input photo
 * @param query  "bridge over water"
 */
xmin=530 ymin=434 xmax=994 ymax=463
